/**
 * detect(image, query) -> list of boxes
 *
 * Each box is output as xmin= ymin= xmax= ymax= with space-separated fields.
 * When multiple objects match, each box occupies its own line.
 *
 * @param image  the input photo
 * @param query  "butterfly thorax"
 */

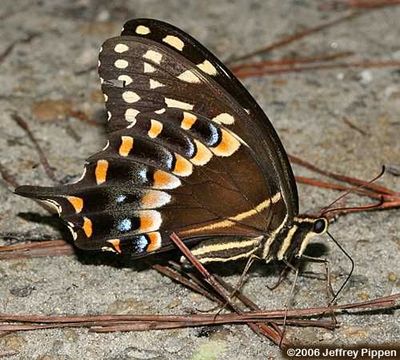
xmin=260 ymin=216 xmax=328 ymax=263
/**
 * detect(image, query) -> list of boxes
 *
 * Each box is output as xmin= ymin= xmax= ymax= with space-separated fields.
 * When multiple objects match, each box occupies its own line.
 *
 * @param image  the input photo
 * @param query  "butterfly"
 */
xmin=15 ymin=18 xmax=328 ymax=264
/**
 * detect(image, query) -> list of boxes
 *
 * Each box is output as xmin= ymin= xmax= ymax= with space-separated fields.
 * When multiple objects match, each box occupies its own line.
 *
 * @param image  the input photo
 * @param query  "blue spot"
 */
xmin=186 ymin=139 xmax=195 ymax=157
xmin=117 ymin=218 xmax=132 ymax=232
xmin=135 ymin=235 xmax=148 ymax=252
xmin=136 ymin=167 xmax=147 ymax=183
xmin=162 ymin=150 xmax=174 ymax=169
xmin=116 ymin=194 xmax=127 ymax=203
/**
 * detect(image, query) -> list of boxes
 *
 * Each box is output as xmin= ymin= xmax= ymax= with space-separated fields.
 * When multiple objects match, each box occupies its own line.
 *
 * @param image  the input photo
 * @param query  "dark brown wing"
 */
xmin=15 ymin=19 xmax=296 ymax=257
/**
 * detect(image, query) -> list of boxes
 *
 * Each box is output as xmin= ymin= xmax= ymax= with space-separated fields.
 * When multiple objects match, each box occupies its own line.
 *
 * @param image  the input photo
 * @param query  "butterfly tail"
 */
xmin=15 ymin=185 xmax=72 ymax=215
xmin=15 ymin=185 xmax=63 ymax=198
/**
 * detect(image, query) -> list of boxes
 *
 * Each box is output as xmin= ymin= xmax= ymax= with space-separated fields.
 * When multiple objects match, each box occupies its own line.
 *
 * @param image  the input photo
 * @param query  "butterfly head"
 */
xmin=276 ymin=216 xmax=329 ymax=261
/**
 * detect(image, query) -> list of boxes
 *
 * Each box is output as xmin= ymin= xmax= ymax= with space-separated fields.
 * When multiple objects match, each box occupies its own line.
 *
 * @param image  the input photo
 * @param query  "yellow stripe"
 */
xmin=277 ymin=225 xmax=298 ymax=260
xmin=197 ymin=248 xmax=258 ymax=264
xmin=185 ymin=193 xmax=282 ymax=234
xmin=298 ymin=232 xmax=316 ymax=257
xmin=262 ymin=214 xmax=288 ymax=260
xmin=191 ymin=237 xmax=262 ymax=257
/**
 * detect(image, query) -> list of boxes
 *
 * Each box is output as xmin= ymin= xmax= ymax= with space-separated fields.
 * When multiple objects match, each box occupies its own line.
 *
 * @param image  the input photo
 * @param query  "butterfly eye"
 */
xmin=313 ymin=219 xmax=327 ymax=234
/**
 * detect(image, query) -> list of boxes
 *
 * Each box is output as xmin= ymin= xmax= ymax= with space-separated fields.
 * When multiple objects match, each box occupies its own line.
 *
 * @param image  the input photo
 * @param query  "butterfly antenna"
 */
xmin=319 ymin=166 xmax=386 ymax=217
xmin=326 ymin=231 xmax=354 ymax=305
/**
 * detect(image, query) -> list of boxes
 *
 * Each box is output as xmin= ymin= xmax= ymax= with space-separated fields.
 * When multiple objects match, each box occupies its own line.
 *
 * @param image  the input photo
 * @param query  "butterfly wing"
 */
xmin=15 ymin=19 xmax=297 ymax=258
xmin=115 ymin=19 xmax=297 ymax=217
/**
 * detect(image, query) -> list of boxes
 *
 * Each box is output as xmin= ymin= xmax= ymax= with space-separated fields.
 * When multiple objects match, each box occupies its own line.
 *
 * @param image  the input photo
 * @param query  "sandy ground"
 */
xmin=0 ymin=0 xmax=399 ymax=359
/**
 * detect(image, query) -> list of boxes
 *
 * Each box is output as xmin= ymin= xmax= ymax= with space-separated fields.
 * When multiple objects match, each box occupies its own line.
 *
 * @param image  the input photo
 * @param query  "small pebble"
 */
xmin=359 ymin=70 xmax=373 ymax=84
xmin=388 ymin=272 xmax=397 ymax=282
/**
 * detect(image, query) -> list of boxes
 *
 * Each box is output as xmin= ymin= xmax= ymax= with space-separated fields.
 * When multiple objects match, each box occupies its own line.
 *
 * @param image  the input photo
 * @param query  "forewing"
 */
xmin=120 ymin=18 xmax=298 ymax=216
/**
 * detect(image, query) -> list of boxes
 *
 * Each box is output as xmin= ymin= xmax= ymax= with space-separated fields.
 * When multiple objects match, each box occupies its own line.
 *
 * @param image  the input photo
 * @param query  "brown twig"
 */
xmin=0 ymin=240 xmax=74 ymax=260
xmin=233 ymin=59 xmax=400 ymax=78
xmin=169 ymin=232 xmax=287 ymax=347
xmin=334 ymin=0 xmax=400 ymax=9
xmin=0 ymin=163 xmax=19 ymax=189
xmin=67 ymin=110 xmax=103 ymax=127
xmin=342 ymin=116 xmax=368 ymax=136
xmin=295 ymin=176 xmax=377 ymax=198
xmin=0 ymin=33 xmax=39 ymax=64
xmin=230 ymin=51 xmax=353 ymax=73
xmin=0 ymin=293 xmax=397 ymax=333
xmin=11 ymin=113 xmax=57 ymax=183
xmin=289 ymin=154 xmax=396 ymax=196
xmin=227 ymin=12 xmax=361 ymax=64
xmin=151 ymin=263 xmax=223 ymax=305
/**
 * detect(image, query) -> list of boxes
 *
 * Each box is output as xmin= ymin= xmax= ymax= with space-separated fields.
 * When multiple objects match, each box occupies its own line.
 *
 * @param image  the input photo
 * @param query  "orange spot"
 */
xmin=141 ymin=190 xmax=171 ymax=208
xmin=119 ymin=136 xmax=134 ymax=157
xmin=211 ymin=129 xmax=240 ymax=157
xmin=140 ymin=214 xmax=152 ymax=232
xmin=67 ymin=196 xmax=83 ymax=213
xmin=82 ymin=217 xmax=93 ymax=238
xmin=95 ymin=159 xmax=108 ymax=184
xmin=139 ymin=211 xmax=161 ymax=232
xmin=153 ymin=170 xmax=180 ymax=189
xmin=181 ymin=112 xmax=197 ymax=130
xmin=173 ymin=153 xmax=193 ymax=176
xmin=141 ymin=191 xmax=158 ymax=208
xmin=191 ymin=140 xmax=213 ymax=165
xmin=148 ymin=119 xmax=163 ymax=138
xmin=107 ymin=239 xmax=122 ymax=254
xmin=147 ymin=232 xmax=161 ymax=252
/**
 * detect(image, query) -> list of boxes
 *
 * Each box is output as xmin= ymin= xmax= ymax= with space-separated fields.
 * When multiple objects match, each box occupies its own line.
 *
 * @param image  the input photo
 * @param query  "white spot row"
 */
xmin=165 ymin=97 xmax=193 ymax=111
xmin=136 ymin=25 xmax=150 ymax=35
xmin=197 ymin=60 xmax=217 ymax=76
xmin=143 ymin=50 xmax=163 ymax=64
xmin=122 ymin=91 xmax=140 ymax=103
xmin=131 ymin=23 xmax=217 ymax=78
xmin=177 ymin=70 xmax=200 ymax=83
xmin=162 ymin=35 xmax=184 ymax=51
xmin=150 ymin=79 xmax=164 ymax=89
xmin=118 ymin=74 xmax=132 ymax=85
xmin=144 ymin=62 xmax=156 ymax=73
xmin=125 ymin=108 xmax=139 ymax=123
xmin=115 ymin=59 xmax=128 ymax=69
xmin=114 ymin=43 xmax=129 ymax=53
xmin=212 ymin=113 xmax=234 ymax=125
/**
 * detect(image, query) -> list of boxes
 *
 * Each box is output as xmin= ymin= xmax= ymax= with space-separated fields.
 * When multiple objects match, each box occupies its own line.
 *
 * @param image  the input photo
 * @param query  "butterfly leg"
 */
xmin=280 ymin=260 xmax=300 ymax=348
xmin=179 ymin=236 xmax=262 ymax=313
xmin=301 ymin=255 xmax=335 ymax=300
xmin=267 ymin=261 xmax=295 ymax=291
xmin=228 ymin=254 xmax=260 ymax=299
xmin=211 ymin=254 xmax=260 ymax=316
xmin=300 ymin=255 xmax=337 ymax=328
